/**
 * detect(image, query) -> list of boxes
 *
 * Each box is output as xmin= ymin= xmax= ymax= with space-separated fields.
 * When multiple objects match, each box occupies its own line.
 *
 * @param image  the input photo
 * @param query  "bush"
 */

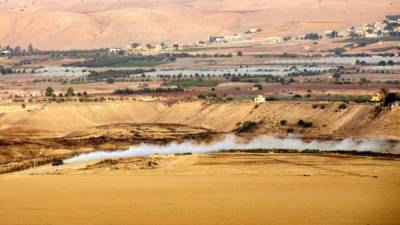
xmin=280 ymin=120 xmax=287 ymax=126
xmin=230 ymin=76 xmax=240 ymax=82
xmin=197 ymin=94 xmax=206 ymax=99
xmin=303 ymin=122 xmax=313 ymax=128
xmin=298 ymin=120 xmax=313 ymax=128
xmin=236 ymin=121 xmax=257 ymax=132
xmin=45 ymin=87 xmax=54 ymax=97
xmin=106 ymin=78 xmax=115 ymax=84
xmin=338 ymin=103 xmax=347 ymax=110
xmin=293 ymin=94 xmax=302 ymax=98
xmin=287 ymin=127 xmax=294 ymax=133
xmin=254 ymin=83 xmax=263 ymax=90
xmin=378 ymin=60 xmax=386 ymax=66
xmin=304 ymin=33 xmax=320 ymax=40
xmin=66 ymin=87 xmax=75 ymax=97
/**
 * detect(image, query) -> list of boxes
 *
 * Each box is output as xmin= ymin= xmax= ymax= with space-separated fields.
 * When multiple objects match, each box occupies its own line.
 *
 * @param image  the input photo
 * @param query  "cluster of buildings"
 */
xmin=106 ymin=28 xmax=262 ymax=54
xmin=319 ymin=15 xmax=400 ymax=40
xmin=196 ymin=16 xmax=400 ymax=47
xmin=106 ymin=42 xmax=182 ymax=55
xmin=198 ymin=28 xmax=262 ymax=45
xmin=333 ymin=16 xmax=400 ymax=39
xmin=102 ymin=15 xmax=400 ymax=55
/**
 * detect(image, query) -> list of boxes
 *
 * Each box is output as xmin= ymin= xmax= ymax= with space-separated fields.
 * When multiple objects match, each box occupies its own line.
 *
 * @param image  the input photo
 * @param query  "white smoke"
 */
xmin=65 ymin=134 xmax=399 ymax=164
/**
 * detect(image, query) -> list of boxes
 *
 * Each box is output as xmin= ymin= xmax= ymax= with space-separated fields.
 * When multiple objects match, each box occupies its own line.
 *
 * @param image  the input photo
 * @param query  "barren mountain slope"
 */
xmin=0 ymin=0 xmax=398 ymax=49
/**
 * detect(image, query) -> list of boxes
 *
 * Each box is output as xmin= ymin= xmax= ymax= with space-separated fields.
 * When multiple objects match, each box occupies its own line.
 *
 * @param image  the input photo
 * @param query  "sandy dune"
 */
xmin=1 ymin=153 xmax=399 ymax=225
xmin=0 ymin=0 xmax=398 ymax=49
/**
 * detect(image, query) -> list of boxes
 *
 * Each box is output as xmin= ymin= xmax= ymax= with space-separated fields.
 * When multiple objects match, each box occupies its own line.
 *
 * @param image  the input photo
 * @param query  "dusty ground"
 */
xmin=0 ymin=153 xmax=399 ymax=225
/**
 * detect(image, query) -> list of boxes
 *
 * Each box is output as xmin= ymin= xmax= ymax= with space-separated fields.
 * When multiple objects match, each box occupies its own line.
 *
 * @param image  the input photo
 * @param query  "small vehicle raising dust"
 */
xmin=52 ymin=159 xmax=64 ymax=167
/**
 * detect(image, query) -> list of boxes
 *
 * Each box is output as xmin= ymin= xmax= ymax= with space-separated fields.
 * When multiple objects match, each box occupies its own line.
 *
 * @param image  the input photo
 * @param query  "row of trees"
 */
xmin=45 ymin=87 xmax=77 ymax=97
xmin=64 ymin=55 xmax=175 ymax=67
xmin=355 ymin=59 xmax=396 ymax=66
xmin=113 ymin=87 xmax=183 ymax=95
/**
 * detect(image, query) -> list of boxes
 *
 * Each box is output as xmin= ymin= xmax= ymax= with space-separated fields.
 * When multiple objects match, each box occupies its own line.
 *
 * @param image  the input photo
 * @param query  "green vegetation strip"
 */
xmin=172 ymin=80 xmax=219 ymax=87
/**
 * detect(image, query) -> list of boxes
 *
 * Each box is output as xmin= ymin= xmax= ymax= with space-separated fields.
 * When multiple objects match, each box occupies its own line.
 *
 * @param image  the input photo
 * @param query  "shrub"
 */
xmin=293 ymin=94 xmax=302 ymax=98
xmin=287 ymin=127 xmax=294 ymax=133
xmin=66 ymin=87 xmax=75 ymax=97
xmin=106 ymin=78 xmax=115 ymax=84
xmin=236 ymin=121 xmax=257 ymax=132
xmin=338 ymin=103 xmax=347 ymax=110
xmin=378 ymin=60 xmax=386 ymax=66
xmin=197 ymin=94 xmax=206 ymax=99
xmin=303 ymin=122 xmax=313 ymax=128
xmin=45 ymin=87 xmax=54 ymax=97
xmin=280 ymin=120 xmax=287 ymax=126
xmin=298 ymin=120 xmax=313 ymax=128
xmin=254 ymin=83 xmax=263 ymax=90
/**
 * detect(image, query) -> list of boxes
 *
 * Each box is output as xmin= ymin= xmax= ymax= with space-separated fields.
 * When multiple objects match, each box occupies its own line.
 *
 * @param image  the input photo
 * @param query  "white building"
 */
xmin=365 ymin=33 xmax=379 ymax=39
xmin=0 ymin=50 xmax=11 ymax=55
xmin=253 ymin=95 xmax=266 ymax=104
xmin=247 ymin=28 xmax=262 ymax=34
xmin=106 ymin=48 xmax=123 ymax=54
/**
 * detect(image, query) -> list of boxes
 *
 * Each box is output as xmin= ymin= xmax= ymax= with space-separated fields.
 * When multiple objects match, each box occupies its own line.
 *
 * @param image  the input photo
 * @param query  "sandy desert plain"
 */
xmin=1 ymin=0 xmax=400 ymax=224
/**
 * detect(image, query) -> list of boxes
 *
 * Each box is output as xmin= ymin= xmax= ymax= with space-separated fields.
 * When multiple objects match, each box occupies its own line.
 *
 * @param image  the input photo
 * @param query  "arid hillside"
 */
xmin=0 ymin=0 xmax=398 ymax=49
xmin=0 ymin=101 xmax=399 ymax=140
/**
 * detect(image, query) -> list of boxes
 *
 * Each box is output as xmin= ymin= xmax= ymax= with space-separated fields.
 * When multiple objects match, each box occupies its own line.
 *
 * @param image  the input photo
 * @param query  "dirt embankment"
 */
xmin=0 ymin=100 xmax=399 ymax=173
xmin=0 ymin=123 xmax=214 ymax=174
xmin=1 ymin=100 xmax=399 ymax=139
